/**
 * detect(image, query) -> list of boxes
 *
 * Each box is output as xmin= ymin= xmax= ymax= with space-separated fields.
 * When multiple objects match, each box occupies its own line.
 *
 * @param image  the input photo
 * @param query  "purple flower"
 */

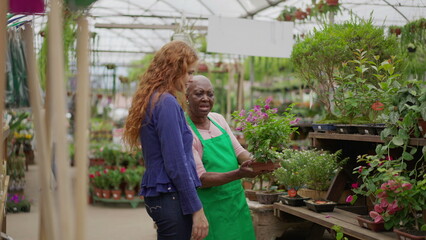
xmin=271 ymin=108 xmax=278 ymax=113
xmin=264 ymin=105 xmax=270 ymax=110
xmin=345 ymin=195 xmax=353 ymax=203
xmin=239 ymin=109 xmax=246 ymax=117
xmin=254 ymin=105 xmax=261 ymax=112
xmin=265 ymin=97 xmax=272 ymax=105
xmin=290 ymin=117 xmax=300 ymax=125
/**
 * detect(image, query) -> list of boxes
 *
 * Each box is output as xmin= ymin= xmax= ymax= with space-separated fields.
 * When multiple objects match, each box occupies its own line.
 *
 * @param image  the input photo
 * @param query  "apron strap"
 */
xmin=186 ymin=114 xmax=226 ymax=144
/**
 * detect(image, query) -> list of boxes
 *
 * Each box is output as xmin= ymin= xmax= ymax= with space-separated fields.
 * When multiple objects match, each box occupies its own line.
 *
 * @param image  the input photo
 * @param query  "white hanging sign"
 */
xmin=207 ymin=16 xmax=294 ymax=58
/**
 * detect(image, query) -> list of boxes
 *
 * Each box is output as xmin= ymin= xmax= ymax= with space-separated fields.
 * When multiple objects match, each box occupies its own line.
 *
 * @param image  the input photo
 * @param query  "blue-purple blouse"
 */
xmin=139 ymin=93 xmax=202 ymax=215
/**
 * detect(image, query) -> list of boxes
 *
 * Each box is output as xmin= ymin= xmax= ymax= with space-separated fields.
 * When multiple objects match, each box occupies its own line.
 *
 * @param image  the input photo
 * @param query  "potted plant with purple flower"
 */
xmin=232 ymin=97 xmax=298 ymax=172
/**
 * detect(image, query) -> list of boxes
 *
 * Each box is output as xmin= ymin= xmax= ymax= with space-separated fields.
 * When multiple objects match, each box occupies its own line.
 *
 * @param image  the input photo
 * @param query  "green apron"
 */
xmin=187 ymin=116 xmax=255 ymax=240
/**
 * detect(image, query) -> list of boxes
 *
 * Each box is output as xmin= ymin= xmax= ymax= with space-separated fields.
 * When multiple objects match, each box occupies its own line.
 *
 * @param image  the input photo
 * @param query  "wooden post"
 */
xmin=48 ymin=0 xmax=74 ymax=239
xmin=0 ymin=0 xmax=7 ymax=231
xmin=226 ymin=63 xmax=235 ymax=122
xmin=22 ymin=23 xmax=57 ymax=240
xmin=0 ymin=0 xmax=7 ymax=178
xmin=74 ymin=15 xmax=90 ymax=240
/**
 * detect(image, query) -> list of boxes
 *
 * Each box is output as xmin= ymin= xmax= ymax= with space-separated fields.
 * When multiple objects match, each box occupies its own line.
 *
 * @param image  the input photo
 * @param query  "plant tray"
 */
xmin=355 ymin=124 xmax=377 ymax=135
xmin=394 ymin=228 xmax=426 ymax=240
xmin=312 ymin=124 xmax=336 ymax=133
xmin=304 ymin=199 xmax=336 ymax=212
xmin=356 ymin=215 xmax=385 ymax=232
xmin=335 ymin=124 xmax=357 ymax=134
xmin=279 ymin=195 xmax=310 ymax=207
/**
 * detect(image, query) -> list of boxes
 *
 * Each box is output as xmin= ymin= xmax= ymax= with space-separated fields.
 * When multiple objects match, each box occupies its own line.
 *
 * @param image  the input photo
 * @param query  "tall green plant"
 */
xmin=291 ymin=18 xmax=398 ymax=121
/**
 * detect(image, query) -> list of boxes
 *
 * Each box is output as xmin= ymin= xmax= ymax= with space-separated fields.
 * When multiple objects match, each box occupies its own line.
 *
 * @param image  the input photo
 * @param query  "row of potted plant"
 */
xmin=89 ymin=143 xmax=142 ymax=168
xmin=89 ymin=166 xmax=145 ymax=200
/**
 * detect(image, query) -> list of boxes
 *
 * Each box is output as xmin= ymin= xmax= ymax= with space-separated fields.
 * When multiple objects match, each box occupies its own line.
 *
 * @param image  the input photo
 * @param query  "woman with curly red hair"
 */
xmin=123 ymin=40 xmax=208 ymax=240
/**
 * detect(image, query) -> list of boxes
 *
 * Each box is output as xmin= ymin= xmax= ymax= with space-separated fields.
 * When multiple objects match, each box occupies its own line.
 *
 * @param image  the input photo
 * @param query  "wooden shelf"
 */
xmin=308 ymin=132 xmax=426 ymax=146
xmin=273 ymin=202 xmax=396 ymax=240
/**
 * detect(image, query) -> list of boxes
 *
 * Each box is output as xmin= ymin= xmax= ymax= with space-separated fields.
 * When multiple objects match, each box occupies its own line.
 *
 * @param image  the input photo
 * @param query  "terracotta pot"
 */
xmin=326 ymin=0 xmax=339 ymax=6
xmin=284 ymin=14 xmax=293 ymax=21
xmin=94 ymin=188 xmax=103 ymax=198
xmin=295 ymin=10 xmax=305 ymax=20
xmin=197 ymin=63 xmax=208 ymax=73
xmin=393 ymin=228 xmax=426 ymax=240
xmin=356 ymin=215 xmax=385 ymax=232
xmin=111 ymin=189 xmax=122 ymax=200
xmin=102 ymin=189 xmax=111 ymax=199
xmin=125 ymin=189 xmax=135 ymax=200
xmin=288 ymin=188 xmax=297 ymax=197
xmin=242 ymin=180 xmax=253 ymax=190
xmin=251 ymin=161 xmax=280 ymax=172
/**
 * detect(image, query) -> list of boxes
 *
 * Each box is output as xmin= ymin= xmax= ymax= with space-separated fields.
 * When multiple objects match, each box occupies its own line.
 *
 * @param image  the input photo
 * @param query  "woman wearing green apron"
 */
xmin=186 ymin=75 xmax=259 ymax=240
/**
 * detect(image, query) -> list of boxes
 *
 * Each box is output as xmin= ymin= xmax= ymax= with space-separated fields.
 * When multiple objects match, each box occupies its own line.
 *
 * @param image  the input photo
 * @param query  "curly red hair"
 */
xmin=123 ymin=41 xmax=198 ymax=149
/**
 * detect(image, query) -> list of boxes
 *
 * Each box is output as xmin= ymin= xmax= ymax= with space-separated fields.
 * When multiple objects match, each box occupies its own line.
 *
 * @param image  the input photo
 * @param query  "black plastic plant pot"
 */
xmin=304 ymin=199 xmax=336 ymax=212
xmin=334 ymin=124 xmax=357 ymax=134
xmin=355 ymin=124 xmax=377 ymax=135
xmin=279 ymin=195 xmax=310 ymax=207
xmin=312 ymin=124 xmax=336 ymax=133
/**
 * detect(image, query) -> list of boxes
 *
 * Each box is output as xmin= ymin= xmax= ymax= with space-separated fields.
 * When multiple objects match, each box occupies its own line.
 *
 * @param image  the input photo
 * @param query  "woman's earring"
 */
xmin=186 ymin=100 xmax=189 ymax=104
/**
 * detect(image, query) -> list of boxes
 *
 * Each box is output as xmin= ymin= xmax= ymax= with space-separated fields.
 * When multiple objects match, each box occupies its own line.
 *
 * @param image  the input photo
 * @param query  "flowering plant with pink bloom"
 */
xmin=232 ymin=97 xmax=298 ymax=162
xmin=348 ymin=154 xmax=426 ymax=231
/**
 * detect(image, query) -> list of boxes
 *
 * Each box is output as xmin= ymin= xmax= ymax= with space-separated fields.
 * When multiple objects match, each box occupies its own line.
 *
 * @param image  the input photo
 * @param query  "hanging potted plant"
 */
xmin=232 ymin=97 xmax=298 ymax=172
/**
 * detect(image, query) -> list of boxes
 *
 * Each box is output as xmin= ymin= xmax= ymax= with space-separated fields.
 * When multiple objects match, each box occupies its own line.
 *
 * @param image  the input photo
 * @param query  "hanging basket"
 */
xmin=326 ymin=0 xmax=339 ymax=6
xmin=9 ymin=0 xmax=45 ymax=14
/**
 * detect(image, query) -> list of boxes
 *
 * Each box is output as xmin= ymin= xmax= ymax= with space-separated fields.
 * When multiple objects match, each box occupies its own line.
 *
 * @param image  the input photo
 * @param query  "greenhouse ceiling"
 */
xmin=28 ymin=0 xmax=426 ymax=67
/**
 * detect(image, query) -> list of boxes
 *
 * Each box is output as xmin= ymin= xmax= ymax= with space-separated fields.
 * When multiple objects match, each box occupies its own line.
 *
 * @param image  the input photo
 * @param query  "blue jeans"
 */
xmin=144 ymin=192 xmax=192 ymax=240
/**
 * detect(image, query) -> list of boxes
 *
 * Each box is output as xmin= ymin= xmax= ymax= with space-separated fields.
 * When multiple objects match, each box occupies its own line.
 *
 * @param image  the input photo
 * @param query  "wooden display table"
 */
xmin=247 ymin=200 xmax=311 ymax=240
xmin=273 ymin=202 xmax=396 ymax=240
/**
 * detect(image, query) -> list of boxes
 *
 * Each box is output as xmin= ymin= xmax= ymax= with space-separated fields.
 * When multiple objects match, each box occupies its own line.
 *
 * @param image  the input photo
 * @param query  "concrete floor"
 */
xmin=5 ymin=165 xmax=157 ymax=240
xmin=6 ymin=165 xmax=334 ymax=240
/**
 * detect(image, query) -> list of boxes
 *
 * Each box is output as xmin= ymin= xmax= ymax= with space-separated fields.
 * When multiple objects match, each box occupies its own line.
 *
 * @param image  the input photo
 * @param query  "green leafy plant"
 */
xmin=291 ymin=18 xmax=398 ymax=122
xmin=331 ymin=225 xmax=348 ymax=240
xmin=124 ymin=167 xmax=144 ymax=190
xmin=274 ymin=150 xmax=306 ymax=189
xmin=301 ymin=149 xmax=347 ymax=191
xmin=108 ymin=168 xmax=124 ymax=190
xmin=274 ymin=149 xmax=346 ymax=191
xmin=232 ymin=97 xmax=298 ymax=162
xmin=333 ymin=49 xmax=403 ymax=123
